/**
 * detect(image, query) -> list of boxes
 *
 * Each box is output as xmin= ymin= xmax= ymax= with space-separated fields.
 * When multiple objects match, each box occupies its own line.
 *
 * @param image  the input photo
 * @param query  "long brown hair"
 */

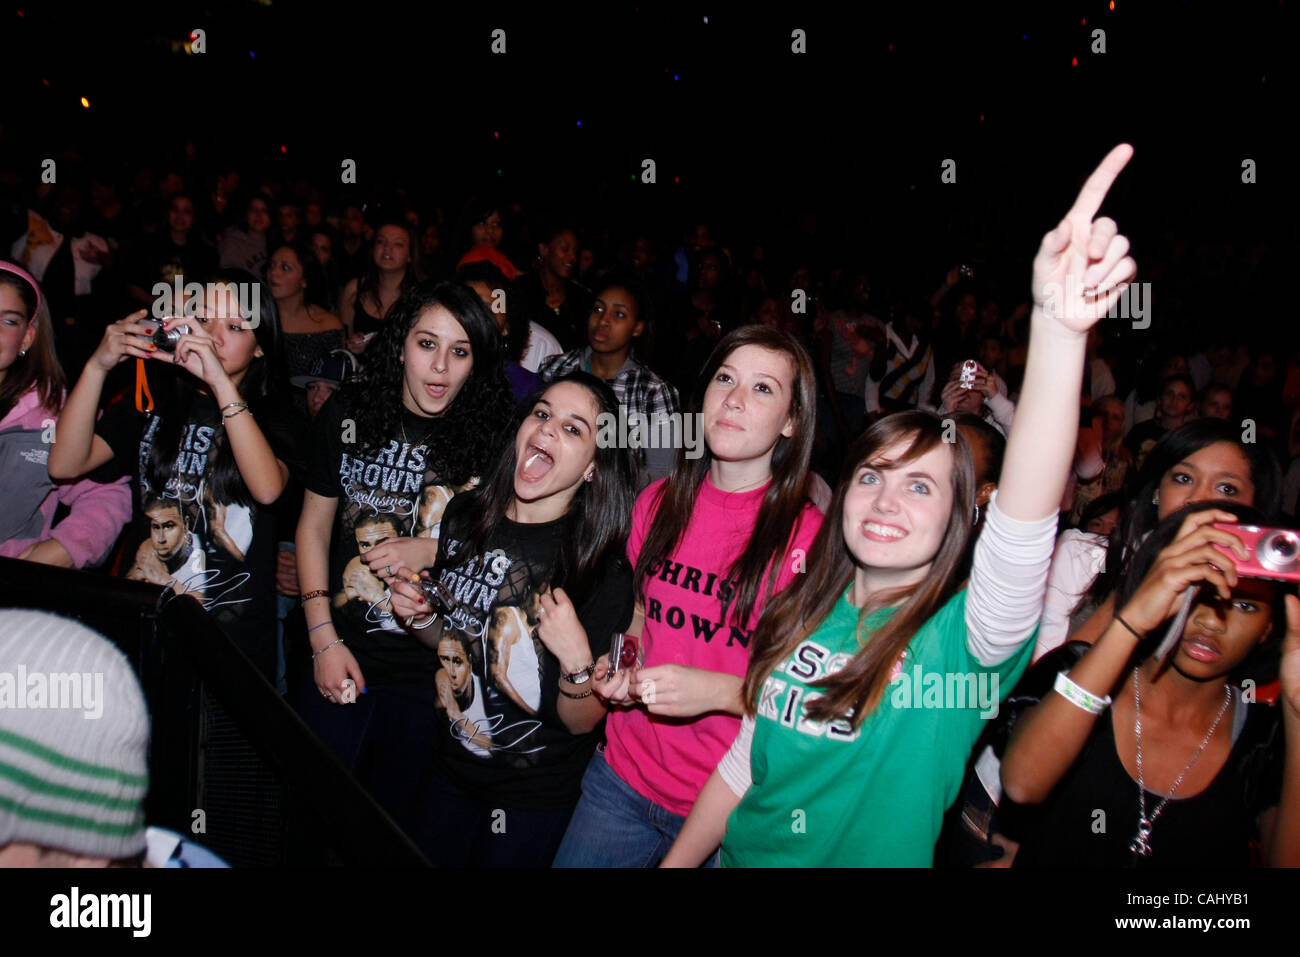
xmin=742 ymin=411 xmax=976 ymax=729
xmin=0 ymin=268 xmax=65 ymax=418
xmin=633 ymin=325 xmax=817 ymax=630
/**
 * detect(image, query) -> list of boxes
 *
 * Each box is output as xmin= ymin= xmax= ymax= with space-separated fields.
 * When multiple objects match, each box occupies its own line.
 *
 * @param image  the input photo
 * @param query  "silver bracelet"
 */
xmin=560 ymin=661 xmax=597 ymax=685
xmin=1053 ymin=671 xmax=1111 ymax=715
xmin=312 ymin=637 xmax=345 ymax=660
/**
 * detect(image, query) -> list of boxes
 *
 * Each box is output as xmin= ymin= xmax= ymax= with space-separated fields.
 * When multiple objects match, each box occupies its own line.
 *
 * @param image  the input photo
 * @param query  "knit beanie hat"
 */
xmin=0 ymin=609 xmax=150 ymax=860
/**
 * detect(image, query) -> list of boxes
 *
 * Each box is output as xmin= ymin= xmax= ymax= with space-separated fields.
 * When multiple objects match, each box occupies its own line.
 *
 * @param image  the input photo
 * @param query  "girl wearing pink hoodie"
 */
xmin=0 ymin=262 xmax=130 ymax=568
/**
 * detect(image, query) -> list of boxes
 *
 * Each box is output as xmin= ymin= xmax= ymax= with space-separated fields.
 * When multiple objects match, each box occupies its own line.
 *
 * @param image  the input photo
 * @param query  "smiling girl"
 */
xmin=388 ymin=373 xmax=636 ymax=866
xmin=552 ymin=325 xmax=823 ymax=867
xmin=0 ymin=262 xmax=131 ymax=571
xmin=664 ymin=145 xmax=1142 ymax=867
xmin=49 ymin=269 xmax=290 ymax=676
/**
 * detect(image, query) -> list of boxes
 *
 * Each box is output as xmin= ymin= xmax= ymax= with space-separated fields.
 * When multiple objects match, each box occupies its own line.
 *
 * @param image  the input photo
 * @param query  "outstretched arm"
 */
xmin=966 ymin=146 xmax=1137 ymax=666
xmin=996 ymin=144 xmax=1136 ymax=523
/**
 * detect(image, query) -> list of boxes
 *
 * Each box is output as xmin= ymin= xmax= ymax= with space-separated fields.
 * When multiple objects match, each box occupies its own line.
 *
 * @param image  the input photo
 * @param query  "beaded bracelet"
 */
xmin=1053 ymin=671 xmax=1112 ymax=715
xmin=300 ymin=589 xmax=329 ymax=604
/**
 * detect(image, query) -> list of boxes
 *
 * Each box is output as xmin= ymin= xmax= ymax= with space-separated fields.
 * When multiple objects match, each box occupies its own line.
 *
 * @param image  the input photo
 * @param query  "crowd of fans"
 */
xmin=0 ymin=145 xmax=1296 ymax=868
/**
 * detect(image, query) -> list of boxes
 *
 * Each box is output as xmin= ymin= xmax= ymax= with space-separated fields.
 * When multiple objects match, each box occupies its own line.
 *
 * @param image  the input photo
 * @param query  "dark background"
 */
xmin=1 ymin=0 xmax=1293 ymax=308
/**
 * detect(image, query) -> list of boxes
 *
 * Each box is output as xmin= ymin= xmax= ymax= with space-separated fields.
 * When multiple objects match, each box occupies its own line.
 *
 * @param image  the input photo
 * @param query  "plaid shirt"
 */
xmin=539 ymin=348 xmax=681 ymax=483
xmin=539 ymin=347 xmax=680 ymax=419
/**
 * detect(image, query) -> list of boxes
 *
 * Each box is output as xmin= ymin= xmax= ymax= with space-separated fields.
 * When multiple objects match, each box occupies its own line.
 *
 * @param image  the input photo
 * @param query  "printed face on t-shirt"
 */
xmin=842 ymin=437 xmax=955 ymax=588
xmin=438 ymin=638 xmax=472 ymax=694
xmin=147 ymin=504 xmax=186 ymax=559
xmin=703 ymin=345 xmax=797 ymax=465
xmin=355 ymin=519 xmax=400 ymax=553
xmin=402 ymin=305 xmax=474 ymax=417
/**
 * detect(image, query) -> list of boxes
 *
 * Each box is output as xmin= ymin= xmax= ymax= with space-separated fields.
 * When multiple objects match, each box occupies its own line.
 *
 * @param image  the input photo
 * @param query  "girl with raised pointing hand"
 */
xmin=664 ymin=145 xmax=1143 ymax=867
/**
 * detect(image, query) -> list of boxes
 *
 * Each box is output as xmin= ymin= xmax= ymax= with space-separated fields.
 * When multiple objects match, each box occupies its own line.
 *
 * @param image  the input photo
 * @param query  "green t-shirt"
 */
xmin=720 ymin=586 xmax=1035 ymax=867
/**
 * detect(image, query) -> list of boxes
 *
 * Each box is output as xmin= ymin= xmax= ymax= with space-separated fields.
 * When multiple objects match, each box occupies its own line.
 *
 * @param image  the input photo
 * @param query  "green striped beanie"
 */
xmin=0 ymin=610 xmax=149 ymax=860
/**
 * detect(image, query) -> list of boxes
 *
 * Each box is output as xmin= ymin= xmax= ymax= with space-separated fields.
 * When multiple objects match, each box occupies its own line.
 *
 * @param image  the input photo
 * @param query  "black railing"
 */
xmin=0 ymin=557 xmax=428 ymax=866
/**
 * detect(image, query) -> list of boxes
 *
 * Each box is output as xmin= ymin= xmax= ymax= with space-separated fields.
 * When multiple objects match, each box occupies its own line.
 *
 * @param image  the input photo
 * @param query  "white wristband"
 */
xmin=1053 ymin=671 xmax=1111 ymax=715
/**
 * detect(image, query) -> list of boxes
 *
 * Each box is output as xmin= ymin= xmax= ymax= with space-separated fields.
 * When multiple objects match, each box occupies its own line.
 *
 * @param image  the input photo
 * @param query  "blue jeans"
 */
xmin=294 ymin=678 xmax=441 ymax=845
xmin=410 ymin=760 xmax=576 ymax=868
xmin=551 ymin=746 xmax=719 ymax=868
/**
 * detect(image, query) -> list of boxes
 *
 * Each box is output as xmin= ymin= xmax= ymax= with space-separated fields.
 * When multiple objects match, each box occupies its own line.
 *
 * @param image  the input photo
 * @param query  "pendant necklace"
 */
xmin=1128 ymin=667 xmax=1231 ymax=858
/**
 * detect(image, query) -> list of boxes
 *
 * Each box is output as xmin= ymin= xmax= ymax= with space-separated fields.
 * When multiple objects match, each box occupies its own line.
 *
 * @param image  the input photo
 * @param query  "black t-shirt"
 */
xmin=998 ymin=644 xmax=1285 ymax=868
xmin=423 ymin=492 xmax=634 ymax=810
xmin=95 ymin=388 xmax=299 ymax=677
xmin=303 ymin=393 xmax=472 ymax=686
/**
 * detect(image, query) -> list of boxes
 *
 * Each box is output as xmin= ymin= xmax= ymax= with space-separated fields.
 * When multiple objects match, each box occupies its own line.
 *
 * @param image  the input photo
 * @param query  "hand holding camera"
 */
xmin=1117 ymin=509 xmax=1251 ymax=638
xmin=1212 ymin=523 xmax=1300 ymax=583
xmin=89 ymin=310 xmax=163 ymax=372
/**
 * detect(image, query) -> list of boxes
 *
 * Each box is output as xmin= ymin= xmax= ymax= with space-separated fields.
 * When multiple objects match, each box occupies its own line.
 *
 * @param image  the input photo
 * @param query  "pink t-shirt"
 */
xmin=605 ymin=473 xmax=824 ymax=816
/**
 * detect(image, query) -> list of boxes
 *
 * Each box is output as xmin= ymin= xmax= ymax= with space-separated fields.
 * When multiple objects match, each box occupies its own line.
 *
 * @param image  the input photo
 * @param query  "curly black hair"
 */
xmin=338 ymin=279 xmax=514 ymax=487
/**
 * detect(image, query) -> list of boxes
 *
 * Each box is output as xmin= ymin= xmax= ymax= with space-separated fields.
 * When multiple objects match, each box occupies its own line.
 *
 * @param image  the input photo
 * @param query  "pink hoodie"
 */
xmin=0 ymin=388 xmax=131 ymax=567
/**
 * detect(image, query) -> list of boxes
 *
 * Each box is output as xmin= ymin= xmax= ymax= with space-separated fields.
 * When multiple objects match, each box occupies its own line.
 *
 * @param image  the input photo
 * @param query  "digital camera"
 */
xmin=419 ymin=578 xmax=456 ymax=614
xmin=1212 ymin=523 xmax=1300 ymax=583
xmin=137 ymin=318 xmax=192 ymax=353
xmin=607 ymin=632 xmax=642 ymax=677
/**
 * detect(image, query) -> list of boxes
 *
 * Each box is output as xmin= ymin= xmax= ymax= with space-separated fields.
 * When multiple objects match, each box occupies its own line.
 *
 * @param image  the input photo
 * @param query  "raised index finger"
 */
xmin=1067 ymin=143 xmax=1134 ymax=224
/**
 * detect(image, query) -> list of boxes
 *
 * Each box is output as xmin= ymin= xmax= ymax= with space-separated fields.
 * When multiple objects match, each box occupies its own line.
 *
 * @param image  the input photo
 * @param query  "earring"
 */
xmin=18 ymin=350 xmax=26 ymax=358
xmin=972 ymin=504 xmax=981 ymax=527
xmin=1152 ymin=492 xmax=1158 ymax=505
xmin=584 ymin=471 xmax=594 ymax=483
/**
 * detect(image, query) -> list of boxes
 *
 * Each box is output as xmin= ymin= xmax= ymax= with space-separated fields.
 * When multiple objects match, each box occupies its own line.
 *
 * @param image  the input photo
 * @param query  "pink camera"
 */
xmin=1212 ymin=523 xmax=1300 ymax=583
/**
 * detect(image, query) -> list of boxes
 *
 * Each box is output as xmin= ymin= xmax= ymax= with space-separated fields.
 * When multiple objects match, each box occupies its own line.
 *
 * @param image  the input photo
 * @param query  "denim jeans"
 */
xmin=294 ymin=678 xmax=441 ymax=846
xmin=409 ymin=760 xmax=576 ymax=868
xmin=551 ymin=746 xmax=719 ymax=868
